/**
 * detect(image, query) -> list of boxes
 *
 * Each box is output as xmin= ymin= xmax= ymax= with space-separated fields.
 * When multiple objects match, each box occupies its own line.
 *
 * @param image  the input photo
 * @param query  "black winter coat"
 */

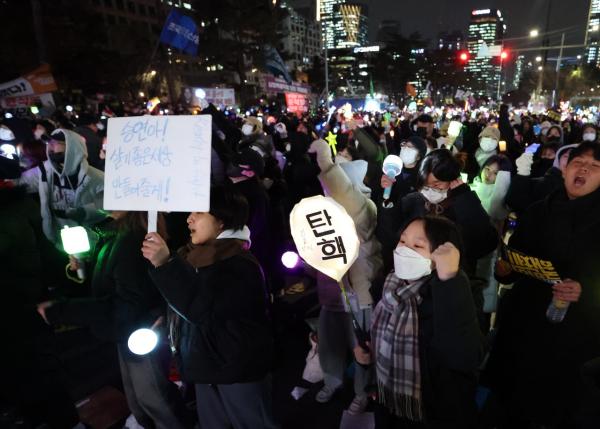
xmin=378 ymin=184 xmax=498 ymax=272
xmin=488 ymin=187 xmax=600 ymax=425
xmin=149 ymin=253 xmax=273 ymax=384
xmin=46 ymin=227 xmax=164 ymax=342
xmin=417 ymin=272 xmax=483 ymax=428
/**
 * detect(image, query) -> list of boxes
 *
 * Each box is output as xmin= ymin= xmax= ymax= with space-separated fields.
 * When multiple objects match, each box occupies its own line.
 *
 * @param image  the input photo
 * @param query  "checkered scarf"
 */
xmin=371 ymin=272 xmax=427 ymax=421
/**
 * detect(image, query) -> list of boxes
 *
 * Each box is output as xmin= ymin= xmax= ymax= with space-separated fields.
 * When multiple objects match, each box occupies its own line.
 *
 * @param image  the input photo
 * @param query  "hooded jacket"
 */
xmin=15 ymin=129 xmax=106 ymax=244
xmin=312 ymin=140 xmax=383 ymax=308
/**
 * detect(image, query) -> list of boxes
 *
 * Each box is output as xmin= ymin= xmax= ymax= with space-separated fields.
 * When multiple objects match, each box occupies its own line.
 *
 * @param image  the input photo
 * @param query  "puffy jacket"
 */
xmin=149 ymin=253 xmax=273 ymax=384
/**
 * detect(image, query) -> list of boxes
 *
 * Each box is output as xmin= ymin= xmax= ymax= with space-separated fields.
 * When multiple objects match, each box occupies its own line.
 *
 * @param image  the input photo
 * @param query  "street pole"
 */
xmin=496 ymin=46 xmax=503 ymax=101
xmin=552 ymin=32 xmax=565 ymax=107
xmin=324 ymin=28 xmax=329 ymax=109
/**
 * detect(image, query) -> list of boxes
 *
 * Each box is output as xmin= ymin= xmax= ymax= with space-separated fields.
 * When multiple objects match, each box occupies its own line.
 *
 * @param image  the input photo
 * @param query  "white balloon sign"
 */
xmin=289 ymin=195 xmax=360 ymax=281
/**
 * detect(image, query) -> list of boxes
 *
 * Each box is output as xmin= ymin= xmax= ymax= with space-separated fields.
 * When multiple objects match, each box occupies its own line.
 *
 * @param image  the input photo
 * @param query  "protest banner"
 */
xmin=502 ymin=245 xmax=561 ymax=284
xmin=285 ymin=92 xmax=308 ymax=116
xmin=104 ymin=116 xmax=212 ymax=231
xmin=0 ymin=64 xmax=58 ymax=99
xmin=159 ymin=10 xmax=199 ymax=56
xmin=289 ymin=195 xmax=360 ymax=281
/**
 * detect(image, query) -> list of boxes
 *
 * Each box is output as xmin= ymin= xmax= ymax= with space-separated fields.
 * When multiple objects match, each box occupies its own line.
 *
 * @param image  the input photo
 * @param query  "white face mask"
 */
xmin=421 ymin=186 xmax=447 ymax=204
xmin=480 ymin=137 xmax=498 ymax=152
xmin=400 ymin=146 xmax=419 ymax=165
xmin=285 ymin=143 xmax=291 ymax=152
xmin=393 ymin=245 xmax=432 ymax=281
xmin=96 ymin=122 xmax=105 ymax=131
xmin=241 ymin=124 xmax=254 ymax=136
xmin=0 ymin=127 xmax=15 ymax=141
xmin=583 ymin=132 xmax=596 ymax=142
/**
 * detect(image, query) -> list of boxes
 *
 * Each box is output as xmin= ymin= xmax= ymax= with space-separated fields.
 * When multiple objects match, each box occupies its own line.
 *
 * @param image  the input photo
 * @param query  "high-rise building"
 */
xmin=437 ymin=31 xmax=464 ymax=51
xmin=465 ymin=8 xmax=506 ymax=97
xmin=317 ymin=0 xmax=368 ymax=50
xmin=279 ymin=3 xmax=322 ymax=72
xmin=585 ymin=0 xmax=600 ymax=65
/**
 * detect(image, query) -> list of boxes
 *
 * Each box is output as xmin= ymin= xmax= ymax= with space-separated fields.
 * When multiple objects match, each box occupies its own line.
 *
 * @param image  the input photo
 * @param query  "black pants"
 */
xmin=118 ymin=343 xmax=192 ymax=429
xmin=374 ymin=403 xmax=426 ymax=429
xmin=194 ymin=375 xmax=278 ymax=429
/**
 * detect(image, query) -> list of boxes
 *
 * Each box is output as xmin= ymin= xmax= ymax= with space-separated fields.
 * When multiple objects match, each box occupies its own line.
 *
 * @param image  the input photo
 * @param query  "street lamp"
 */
xmin=530 ymin=29 xmax=539 ymax=38
xmin=535 ymin=56 xmax=542 ymax=62
xmin=538 ymin=66 xmax=543 ymax=71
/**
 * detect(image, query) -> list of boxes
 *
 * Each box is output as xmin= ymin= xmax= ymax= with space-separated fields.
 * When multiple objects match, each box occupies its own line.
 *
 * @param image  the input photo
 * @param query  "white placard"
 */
xmin=289 ymin=195 xmax=360 ymax=282
xmin=104 ymin=115 xmax=212 ymax=212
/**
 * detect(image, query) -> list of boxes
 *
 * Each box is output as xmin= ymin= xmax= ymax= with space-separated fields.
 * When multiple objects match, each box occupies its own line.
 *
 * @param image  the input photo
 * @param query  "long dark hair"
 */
xmin=113 ymin=211 xmax=169 ymax=238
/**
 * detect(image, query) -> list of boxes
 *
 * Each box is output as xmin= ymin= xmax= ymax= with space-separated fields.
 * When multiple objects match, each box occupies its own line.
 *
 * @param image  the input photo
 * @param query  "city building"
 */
xmin=329 ymin=46 xmax=379 ymax=96
xmin=278 ymin=3 xmax=322 ymax=72
xmin=437 ymin=31 xmax=464 ymax=51
xmin=465 ymin=8 xmax=506 ymax=98
xmin=317 ymin=0 xmax=368 ymax=50
xmin=511 ymin=54 xmax=525 ymax=91
xmin=585 ymin=0 xmax=600 ymax=66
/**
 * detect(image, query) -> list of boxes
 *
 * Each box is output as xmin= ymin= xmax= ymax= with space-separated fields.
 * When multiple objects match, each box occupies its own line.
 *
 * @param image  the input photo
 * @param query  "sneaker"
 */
xmin=315 ymin=385 xmax=340 ymax=403
xmin=347 ymin=395 xmax=368 ymax=415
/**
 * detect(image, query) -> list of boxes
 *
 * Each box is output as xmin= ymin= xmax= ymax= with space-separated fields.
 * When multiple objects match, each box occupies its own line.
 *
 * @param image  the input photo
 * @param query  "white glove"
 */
xmin=308 ymin=139 xmax=334 ymax=172
xmin=516 ymin=153 xmax=534 ymax=176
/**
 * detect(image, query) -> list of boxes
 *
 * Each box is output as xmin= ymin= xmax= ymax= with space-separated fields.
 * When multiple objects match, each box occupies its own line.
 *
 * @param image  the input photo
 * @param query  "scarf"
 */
xmin=168 ymin=228 xmax=251 ymax=353
xmin=371 ymin=271 xmax=428 ymax=421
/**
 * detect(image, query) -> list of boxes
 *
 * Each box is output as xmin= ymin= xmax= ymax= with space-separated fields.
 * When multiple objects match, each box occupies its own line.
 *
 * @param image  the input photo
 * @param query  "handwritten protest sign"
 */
xmin=104 ymin=115 xmax=212 ymax=212
xmin=290 ymin=195 xmax=360 ymax=281
xmin=502 ymin=246 xmax=561 ymax=284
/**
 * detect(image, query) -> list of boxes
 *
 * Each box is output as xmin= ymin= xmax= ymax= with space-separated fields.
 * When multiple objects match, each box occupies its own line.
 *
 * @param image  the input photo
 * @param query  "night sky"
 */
xmin=290 ymin=0 xmax=589 ymax=59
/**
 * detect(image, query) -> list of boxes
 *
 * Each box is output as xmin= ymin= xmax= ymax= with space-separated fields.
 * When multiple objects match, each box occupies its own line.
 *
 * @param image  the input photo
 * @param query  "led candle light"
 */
xmin=381 ymin=155 xmax=403 ymax=201
xmin=499 ymin=140 xmax=507 ymax=152
xmin=128 ymin=328 xmax=158 ymax=355
xmin=60 ymin=225 xmax=90 ymax=280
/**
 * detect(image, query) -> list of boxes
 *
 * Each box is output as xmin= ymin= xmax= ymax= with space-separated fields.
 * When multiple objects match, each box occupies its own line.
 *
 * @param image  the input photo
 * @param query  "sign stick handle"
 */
xmin=148 ymin=210 xmax=158 ymax=234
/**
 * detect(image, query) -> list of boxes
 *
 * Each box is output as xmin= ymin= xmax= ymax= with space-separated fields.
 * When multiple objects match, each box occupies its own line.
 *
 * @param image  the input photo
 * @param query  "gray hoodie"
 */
xmin=16 ymin=129 xmax=106 ymax=244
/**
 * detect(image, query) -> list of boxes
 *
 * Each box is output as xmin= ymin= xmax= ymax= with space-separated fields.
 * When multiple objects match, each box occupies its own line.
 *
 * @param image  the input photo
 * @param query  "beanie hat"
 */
xmin=232 ymin=148 xmax=265 ymax=176
xmin=243 ymin=116 xmax=263 ymax=134
xmin=540 ymin=121 xmax=552 ymax=135
xmin=479 ymin=126 xmax=501 ymax=141
xmin=405 ymin=135 xmax=428 ymax=160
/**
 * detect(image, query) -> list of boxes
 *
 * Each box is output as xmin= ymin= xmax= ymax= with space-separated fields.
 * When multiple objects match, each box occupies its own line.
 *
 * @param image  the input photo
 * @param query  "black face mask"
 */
xmin=49 ymin=152 xmax=65 ymax=164
xmin=416 ymin=127 xmax=427 ymax=138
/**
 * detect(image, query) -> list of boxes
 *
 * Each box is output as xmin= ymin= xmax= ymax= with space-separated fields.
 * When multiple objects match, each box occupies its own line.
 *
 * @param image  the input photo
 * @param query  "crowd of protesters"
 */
xmin=1 ymin=99 xmax=599 ymax=429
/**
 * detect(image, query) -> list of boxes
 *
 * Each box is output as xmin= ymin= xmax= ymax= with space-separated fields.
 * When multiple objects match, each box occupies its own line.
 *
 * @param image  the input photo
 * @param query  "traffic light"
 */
xmin=459 ymin=51 xmax=470 ymax=63
xmin=500 ymin=50 xmax=509 ymax=60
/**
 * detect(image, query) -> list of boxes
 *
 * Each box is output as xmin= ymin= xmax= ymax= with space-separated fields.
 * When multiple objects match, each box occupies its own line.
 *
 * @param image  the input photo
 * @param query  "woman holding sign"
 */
xmin=353 ymin=215 xmax=483 ymax=428
xmin=142 ymin=186 xmax=277 ymax=429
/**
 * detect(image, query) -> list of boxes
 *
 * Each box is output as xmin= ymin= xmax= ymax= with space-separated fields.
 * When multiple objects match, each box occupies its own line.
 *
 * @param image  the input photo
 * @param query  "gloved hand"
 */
xmin=308 ymin=139 xmax=334 ymax=172
xmin=516 ymin=153 xmax=534 ymax=176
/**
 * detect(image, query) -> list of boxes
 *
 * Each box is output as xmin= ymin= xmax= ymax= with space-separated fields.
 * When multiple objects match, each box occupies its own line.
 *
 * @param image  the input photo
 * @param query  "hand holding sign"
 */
xmin=142 ymin=232 xmax=170 ymax=268
xmin=289 ymin=195 xmax=359 ymax=281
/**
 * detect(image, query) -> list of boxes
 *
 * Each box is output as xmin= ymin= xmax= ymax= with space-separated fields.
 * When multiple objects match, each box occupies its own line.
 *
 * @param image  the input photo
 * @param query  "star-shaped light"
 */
xmin=325 ymin=131 xmax=338 ymax=156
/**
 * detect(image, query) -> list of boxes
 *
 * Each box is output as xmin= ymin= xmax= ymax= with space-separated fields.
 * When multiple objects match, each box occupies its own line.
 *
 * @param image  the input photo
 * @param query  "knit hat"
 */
xmin=243 ymin=116 xmax=263 ymax=134
xmin=232 ymin=147 xmax=265 ymax=176
xmin=478 ymin=126 xmax=500 ymax=141
xmin=540 ymin=121 xmax=552 ymax=135
xmin=405 ymin=135 xmax=428 ymax=160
